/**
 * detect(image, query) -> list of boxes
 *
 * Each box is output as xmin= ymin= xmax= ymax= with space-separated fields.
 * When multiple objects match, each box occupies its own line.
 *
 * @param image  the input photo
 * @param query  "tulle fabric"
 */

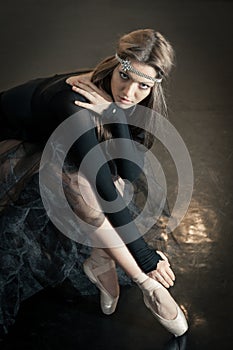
xmin=0 ymin=139 xmax=169 ymax=333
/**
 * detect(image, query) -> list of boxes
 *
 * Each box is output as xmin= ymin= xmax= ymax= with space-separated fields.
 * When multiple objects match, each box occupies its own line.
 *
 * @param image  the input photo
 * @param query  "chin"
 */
xmin=115 ymin=101 xmax=135 ymax=109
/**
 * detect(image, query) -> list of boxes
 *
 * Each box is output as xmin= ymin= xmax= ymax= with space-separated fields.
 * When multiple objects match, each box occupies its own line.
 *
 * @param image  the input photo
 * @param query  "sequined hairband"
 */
xmin=115 ymin=53 xmax=163 ymax=83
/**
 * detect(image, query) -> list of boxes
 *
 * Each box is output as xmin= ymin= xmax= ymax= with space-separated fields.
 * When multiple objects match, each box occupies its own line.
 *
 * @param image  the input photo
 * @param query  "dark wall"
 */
xmin=0 ymin=0 xmax=233 ymax=112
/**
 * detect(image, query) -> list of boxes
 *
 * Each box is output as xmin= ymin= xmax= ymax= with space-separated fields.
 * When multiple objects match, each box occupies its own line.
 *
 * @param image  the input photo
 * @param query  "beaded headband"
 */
xmin=115 ymin=53 xmax=163 ymax=83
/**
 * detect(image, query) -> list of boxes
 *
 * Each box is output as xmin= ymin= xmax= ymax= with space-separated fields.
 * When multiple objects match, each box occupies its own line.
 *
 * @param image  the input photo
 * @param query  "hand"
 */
xmin=66 ymin=74 xmax=113 ymax=114
xmin=147 ymin=251 xmax=176 ymax=289
xmin=66 ymin=72 xmax=93 ymax=87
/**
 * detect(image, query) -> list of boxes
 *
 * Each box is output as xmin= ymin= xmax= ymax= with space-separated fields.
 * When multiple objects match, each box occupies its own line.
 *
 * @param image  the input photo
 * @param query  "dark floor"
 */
xmin=1 ymin=1 xmax=233 ymax=349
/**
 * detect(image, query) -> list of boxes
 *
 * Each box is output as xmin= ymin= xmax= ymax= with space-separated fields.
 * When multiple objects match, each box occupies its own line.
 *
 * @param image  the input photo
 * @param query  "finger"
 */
xmin=76 ymin=72 xmax=93 ymax=84
xmin=147 ymin=272 xmax=170 ymax=289
xmin=66 ymin=77 xmax=76 ymax=86
xmin=66 ymin=72 xmax=93 ymax=87
xmin=74 ymin=100 xmax=94 ymax=111
xmin=156 ymin=263 xmax=175 ymax=286
xmin=72 ymin=85 xmax=93 ymax=96
xmin=66 ymin=77 xmax=86 ymax=86
xmin=74 ymin=81 xmax=100 ymax=94
xmin=156 ymin=250 xmax=169 ymax=262
xmin=72 ymin=86 xmax=101 ymax=104
xmin=161 ymin=271 xmax=175 ymax=287
xmin=160 ymin=261 xmax=175 ymax=281
xmin=76 ymin=76 xmax=90 ymax=83
xmin=166 ymin=266 xmax=176 ymax=282
xmin=161 ymin=266 xmax=176 ymax=283
xmin=73 ymin=86 xmax=96 ymax=102
xmin=147 ymin=271 xmax=156 ymax=279
xmin=155 ymin=273 xmax=170 ymax=288
xmin=74 ymin=81 xmax=110 ymax=101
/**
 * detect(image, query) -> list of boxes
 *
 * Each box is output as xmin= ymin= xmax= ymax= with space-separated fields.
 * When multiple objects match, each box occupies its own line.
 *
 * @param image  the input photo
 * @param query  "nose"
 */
xmin=122 ymin=82 xmax=136 ymax=98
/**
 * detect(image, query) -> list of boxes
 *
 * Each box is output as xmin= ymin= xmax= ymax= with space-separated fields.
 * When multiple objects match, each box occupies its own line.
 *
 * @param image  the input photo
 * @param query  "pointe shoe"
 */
xmin=83 ymin=249 xmax=119 ymax=315
xmin=134 ymin=274 xmax=188 ymax=337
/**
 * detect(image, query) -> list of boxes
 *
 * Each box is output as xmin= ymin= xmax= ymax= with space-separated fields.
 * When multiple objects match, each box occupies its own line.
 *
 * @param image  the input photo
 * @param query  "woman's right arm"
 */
xmin=47 ymin=87 xmax=164 ymax=274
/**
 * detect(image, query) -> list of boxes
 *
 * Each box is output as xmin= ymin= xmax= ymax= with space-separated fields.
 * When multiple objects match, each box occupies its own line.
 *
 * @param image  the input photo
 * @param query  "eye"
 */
xmin=139 ymin=82 xmax=150 ymax=90
xmin=119 ymin=71 xmax=129 ymax=80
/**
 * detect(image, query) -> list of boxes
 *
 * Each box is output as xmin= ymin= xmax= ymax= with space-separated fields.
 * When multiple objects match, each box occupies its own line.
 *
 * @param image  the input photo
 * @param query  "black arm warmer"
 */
xmin=47 ymin=86 xmax=163 ymax=272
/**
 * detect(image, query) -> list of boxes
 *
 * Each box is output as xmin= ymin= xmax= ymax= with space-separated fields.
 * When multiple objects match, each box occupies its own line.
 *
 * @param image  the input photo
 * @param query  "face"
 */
xmin=110 ymin=60 xmax=156 ymax=108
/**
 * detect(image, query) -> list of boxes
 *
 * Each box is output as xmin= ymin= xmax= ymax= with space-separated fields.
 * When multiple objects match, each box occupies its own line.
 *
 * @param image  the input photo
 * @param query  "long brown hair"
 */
xmin=91 ymin=29 xmax=174 ymax=147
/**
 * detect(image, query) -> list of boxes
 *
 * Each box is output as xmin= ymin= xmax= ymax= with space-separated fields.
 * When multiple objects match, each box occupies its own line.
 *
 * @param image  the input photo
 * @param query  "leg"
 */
xmin=90 ymin=248 xmax=119 ymax=298
xmin=101 ymin=224 xmax=178 ymax=321
xmin=63 ymin=171 xmax=187 ymax=335
xmin=62 ymin=170 xmax=121 ymax=313
xmin=105 ymin=241 xmax=188 ymax=336
xmin=87 ymin=217 xmax=188 ymax=336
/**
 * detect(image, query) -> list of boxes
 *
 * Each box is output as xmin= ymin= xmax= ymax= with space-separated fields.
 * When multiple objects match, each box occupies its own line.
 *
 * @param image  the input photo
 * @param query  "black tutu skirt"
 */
xmin=0 ymin=138 xmax=169 ymax=334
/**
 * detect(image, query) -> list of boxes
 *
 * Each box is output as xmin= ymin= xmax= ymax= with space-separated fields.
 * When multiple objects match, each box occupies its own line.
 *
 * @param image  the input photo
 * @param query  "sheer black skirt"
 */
xmin=0 ymin=139 xmax=169 ymax=333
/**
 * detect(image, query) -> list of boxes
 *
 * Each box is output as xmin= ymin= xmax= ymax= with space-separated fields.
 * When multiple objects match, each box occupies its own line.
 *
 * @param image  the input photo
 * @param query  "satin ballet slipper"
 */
xmin=134 ymin=273 xmax=188 ymax=337
xmin=83 ymin=249 xmax=119 ymax=315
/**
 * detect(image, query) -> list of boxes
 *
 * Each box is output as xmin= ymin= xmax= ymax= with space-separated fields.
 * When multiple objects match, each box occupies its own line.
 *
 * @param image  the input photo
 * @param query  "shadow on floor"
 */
xmin=0 ymin=283 xmax=191 ymax=350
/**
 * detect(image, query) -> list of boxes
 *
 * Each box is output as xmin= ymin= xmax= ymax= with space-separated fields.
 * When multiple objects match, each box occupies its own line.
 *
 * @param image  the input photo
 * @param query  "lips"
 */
xmin=119 ymin=96 xmax=132 ymax=104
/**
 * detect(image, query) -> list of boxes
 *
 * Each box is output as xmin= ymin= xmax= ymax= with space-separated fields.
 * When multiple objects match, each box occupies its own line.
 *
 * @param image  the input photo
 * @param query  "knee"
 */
xmin=81 ymin=209 xmax=105 ymax=227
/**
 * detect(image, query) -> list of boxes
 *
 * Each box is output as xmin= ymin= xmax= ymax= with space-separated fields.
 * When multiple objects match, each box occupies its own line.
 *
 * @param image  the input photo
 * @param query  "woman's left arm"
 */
xmin=148 ymin=251 xmax=175 ymax=288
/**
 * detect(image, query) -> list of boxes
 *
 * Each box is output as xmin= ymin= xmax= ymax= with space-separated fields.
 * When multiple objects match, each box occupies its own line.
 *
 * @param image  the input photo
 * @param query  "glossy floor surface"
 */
xmin=0 ymin=1 xmax=233 ymax=349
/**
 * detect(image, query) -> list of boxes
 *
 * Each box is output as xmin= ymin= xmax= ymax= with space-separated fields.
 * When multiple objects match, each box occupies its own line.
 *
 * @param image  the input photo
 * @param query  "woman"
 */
xmin=0 ymin=29 xmax=188 ymax=337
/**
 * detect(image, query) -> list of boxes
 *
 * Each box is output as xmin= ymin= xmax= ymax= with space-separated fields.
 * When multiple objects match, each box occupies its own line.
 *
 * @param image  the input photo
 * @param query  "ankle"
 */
xmin=90 ymin=249 xmax=114 ymax=266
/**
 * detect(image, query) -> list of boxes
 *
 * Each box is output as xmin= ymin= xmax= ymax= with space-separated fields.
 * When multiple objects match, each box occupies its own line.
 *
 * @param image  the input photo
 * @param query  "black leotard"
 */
xmin=0 ymin=72 xmax=162 ymax=272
